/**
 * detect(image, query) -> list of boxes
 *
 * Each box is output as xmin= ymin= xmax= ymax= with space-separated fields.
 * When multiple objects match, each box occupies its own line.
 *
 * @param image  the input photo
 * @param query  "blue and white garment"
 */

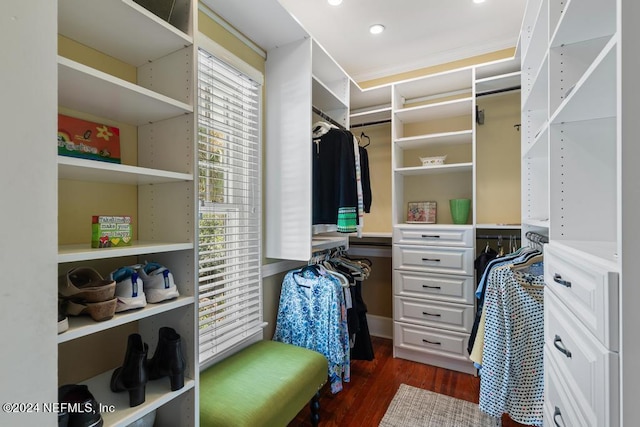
xmin=273 ymin=268 xmax=350 ymax=393
xmin=479 ymin=262 xmax=544 ymax=426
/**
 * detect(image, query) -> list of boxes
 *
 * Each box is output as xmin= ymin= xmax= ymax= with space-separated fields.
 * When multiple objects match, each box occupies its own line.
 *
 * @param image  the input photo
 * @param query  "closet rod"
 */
xmin=477 ymin=235 xmax=521 ymax=240
xmin=312 ymin=106 xmax=346 ymax=130
xmin=476 ymin=85 xmax=521 ymax=98
xmin=350 ymin=119 xmax=391 ymax=129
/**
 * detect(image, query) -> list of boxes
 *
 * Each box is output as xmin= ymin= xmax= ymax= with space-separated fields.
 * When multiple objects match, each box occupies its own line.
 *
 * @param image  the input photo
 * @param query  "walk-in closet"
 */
xmin=3 ymin=0 xmax=639 ymax=426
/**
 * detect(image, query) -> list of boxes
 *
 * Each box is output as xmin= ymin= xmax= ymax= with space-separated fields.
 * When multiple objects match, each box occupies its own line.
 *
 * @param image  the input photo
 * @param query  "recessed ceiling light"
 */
xmin=369 ymin=24 xmax=385 ymax=35
xmin=328 ymin=0 xmax=343 ymax=5
xmin=473 ymin=0 xmax=486 ymax=3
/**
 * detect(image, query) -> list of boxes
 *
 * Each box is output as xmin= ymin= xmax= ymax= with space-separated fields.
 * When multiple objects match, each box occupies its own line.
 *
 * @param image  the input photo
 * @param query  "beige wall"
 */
xmin=476 ymin=91 xmax=521 ymax=224
xmin=360 ymin=123 xmax=393 ymax=234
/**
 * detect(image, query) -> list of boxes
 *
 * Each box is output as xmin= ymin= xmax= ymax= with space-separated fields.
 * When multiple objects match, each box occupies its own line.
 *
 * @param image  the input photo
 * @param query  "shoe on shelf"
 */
xmin=109 ymin=266 xmax=147 ymax=313
xmin=58 ymin=384 xmax=103 ymax=427
xmin=59 ymin=267 xmax=115 ymax=303
xmin=148 ymin=326 xmax=186 ymax=391
xmin=58 ymin=300 xmax=69 ymax=334
xmin=139 ymin=262 xmax=180 ymax=304
xmin=110 ymin=333 xmax=149 ymax=407
xmin=65 ymin=298 xmax=117 ymax=322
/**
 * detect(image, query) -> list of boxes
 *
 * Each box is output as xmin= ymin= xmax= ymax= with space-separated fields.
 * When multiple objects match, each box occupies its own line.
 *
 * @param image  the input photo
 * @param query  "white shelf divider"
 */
xmin=395 ymin=162 xmax=473 ymax=176
xmin=58 ymin=296 xmax=195 ymax=343
xmin=58 ymin=156 xmax=193 ymax=185
xmin=394 ymin=97 xmax=473 ymax=123
xmin=395 ymin=130 xmax=472 ymax=150
xmin=550 ymin=0 xmax=616 ymax=48
xmin=80 ymin=370 xmax=195 ymax=427
xmin=58 ymin=241 xmax=194 ymax=263
xmin=58 ymin=56 xmax=193 ymax=126
xmin=58 ymin=0 xmax=192 ymax=67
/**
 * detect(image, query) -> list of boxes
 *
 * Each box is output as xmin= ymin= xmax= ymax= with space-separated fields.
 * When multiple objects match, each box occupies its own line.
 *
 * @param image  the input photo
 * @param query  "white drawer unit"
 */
xmin=394 ymin=270 xmax=474 ymax=304
xmin=393 ymin=225 xmax=474 ymax=247
xmin=545 ymin=243 xmax=619 ymax=351
xmin=394 ymin=322 xmax=471 ymax=361
xmin=394 ymin=297 xmax=474 ymax=332
xmin=392 ymin=224 xmax=474 ymax=373
xmin=545 ymin=290 xmax=619 ymax=427
xmin=393 ymin=245 xmax=474 ymax=276
xmin=544 ymin=349 xmax=587 ymax=427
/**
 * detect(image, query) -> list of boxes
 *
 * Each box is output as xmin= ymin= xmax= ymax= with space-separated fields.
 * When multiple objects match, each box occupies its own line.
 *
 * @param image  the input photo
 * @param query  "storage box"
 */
xmin=58 ymin=114 xmax=121 ymax=163
xmin=92 ymin=216 xmax=132 ymax=248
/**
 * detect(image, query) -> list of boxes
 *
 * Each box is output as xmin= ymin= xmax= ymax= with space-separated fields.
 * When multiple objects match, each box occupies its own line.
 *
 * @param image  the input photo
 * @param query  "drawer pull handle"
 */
xmin=422 ymin=285 xmax=442 ymax=290
xmin=422 ymin=312 xmax=441 ymax=317
xmin=553 ymin=273 xmax=572 ymax=288
xmin=421 ymin=235 xmax=441 ymax=239
xmin=553 ymin=335 xmax=572 ymax=358
xmin=422 ymin=258 xmax=441 ymax=262
xmin=422 ymin=339 xmax=441 ymax=346
xmin=553 ymin=406 xmax=564 ymax=427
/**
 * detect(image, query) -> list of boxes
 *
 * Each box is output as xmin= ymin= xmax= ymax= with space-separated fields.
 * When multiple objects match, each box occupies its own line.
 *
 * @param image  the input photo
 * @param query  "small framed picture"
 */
xmin=407 ymin=201 xmax=437 ymax=223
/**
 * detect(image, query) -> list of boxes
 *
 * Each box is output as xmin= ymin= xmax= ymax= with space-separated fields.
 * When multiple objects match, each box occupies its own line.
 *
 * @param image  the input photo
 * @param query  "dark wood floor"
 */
xmin=289 ymin=336 xmax=528 ymax=427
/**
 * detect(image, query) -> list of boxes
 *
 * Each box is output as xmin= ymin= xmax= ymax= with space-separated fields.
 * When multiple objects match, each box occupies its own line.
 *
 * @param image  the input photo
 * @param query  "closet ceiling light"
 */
xmin=327 ymin=0 xmax=342 ymax=5
xmin=369 ymin=24 xmax=385 ymax=35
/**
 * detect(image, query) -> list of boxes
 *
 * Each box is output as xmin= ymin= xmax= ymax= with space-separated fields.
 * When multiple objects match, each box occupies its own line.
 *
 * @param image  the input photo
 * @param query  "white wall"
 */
xmin=0 ymin=1 xmax=57 ymax=425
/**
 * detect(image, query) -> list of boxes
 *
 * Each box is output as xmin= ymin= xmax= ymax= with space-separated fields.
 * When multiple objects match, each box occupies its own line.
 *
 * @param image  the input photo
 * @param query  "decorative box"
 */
xmin=58 ymin=114 xmax=121 ymax=164
xmin=91 ymin=216 xmax=132 ymax=248
xmin=420 ymin=155 xmax=447 ymax=166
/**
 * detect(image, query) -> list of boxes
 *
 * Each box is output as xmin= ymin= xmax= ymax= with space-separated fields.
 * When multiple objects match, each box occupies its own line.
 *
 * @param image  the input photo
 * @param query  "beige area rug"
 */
xmin=379 ymin=384 xmax=501 ymax=427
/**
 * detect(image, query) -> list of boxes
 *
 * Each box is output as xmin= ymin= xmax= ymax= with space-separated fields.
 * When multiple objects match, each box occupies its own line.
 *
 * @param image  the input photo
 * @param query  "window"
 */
xmin=197 ymin=45 xmax=262 ymax=365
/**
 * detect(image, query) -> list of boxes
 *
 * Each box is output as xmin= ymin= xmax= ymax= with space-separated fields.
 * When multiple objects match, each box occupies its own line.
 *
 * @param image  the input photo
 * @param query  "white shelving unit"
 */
xmin=265 ymin=37 xmax=351 ymax=261
xmin=520 ymin=0 xmax=633 ymax=425
xmin=56 ymin=1 xmax=198 ymax=425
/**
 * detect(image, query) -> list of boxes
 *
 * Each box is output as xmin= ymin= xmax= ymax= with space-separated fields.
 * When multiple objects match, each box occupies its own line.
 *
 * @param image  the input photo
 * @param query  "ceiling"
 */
xmin=205 ymin=0 xmax=527 ymax=84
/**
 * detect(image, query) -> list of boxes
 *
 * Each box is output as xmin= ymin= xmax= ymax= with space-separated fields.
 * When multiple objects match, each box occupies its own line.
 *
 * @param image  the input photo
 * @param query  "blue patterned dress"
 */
xmin=273 ymin=268 xmax=350 ymax=393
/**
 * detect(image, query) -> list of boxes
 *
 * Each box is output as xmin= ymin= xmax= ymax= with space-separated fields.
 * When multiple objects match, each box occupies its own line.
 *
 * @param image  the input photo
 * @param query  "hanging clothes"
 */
xmin=273 ymin=266 xmax=350 ymax=394
xmin=311 ymin=122 xmax=372 ymax=235
xmin=477 ymin=251 xmax=544 ymax=426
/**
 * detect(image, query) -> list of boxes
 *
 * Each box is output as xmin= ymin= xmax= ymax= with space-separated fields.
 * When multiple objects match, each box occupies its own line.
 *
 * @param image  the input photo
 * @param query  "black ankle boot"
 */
xmin=148 ymin=327 xmax=186 ymax=391
xmin=110 ymin=333 xmax=148 ymax=407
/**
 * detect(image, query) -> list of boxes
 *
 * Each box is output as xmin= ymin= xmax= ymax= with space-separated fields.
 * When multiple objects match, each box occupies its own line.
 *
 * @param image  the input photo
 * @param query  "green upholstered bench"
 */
xmin=200 ymin=340 xmax=328 ymax=427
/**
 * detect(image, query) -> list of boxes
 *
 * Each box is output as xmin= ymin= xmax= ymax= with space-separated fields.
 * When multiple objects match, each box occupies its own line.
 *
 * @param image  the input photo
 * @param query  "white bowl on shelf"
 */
xmin=420 ymin=155 xmax=447 ymax=166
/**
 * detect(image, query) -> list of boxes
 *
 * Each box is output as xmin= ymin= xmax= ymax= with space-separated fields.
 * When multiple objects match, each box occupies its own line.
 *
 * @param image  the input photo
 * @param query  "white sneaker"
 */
xmin=110 ymin=266 xmax=147 ymax=312
xmin=139 ymin=262 xmax=180 ymax=303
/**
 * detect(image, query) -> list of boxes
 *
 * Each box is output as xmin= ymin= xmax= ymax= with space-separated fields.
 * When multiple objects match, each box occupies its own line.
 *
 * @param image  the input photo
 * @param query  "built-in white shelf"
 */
xmin=395 ymin=162 xmax=473 ymax=176
xmin=476 ymin=224 xmax=522 ymax=230
xmin=350 ymin=107 xmax=392 ymax=126
xmin=311 ymin=236 xmax=350 ymax=253
xmin=522 ymin=122 xmax=549 ymax=159
xmin=58 ymin=296 xmax=195 ymax=343
xmin=476 ymin=71 xmax=521 ymax=94
xmin=58 ymin=0 xmax=192 ymax=67
xmin=394 ymin=98 xmax=473 ymax=124
xmin=58 ymin=157 xmax=193 ymax=185
xmin=550 ymin=37 xmax=616 ymax=124
xmin=521 ymin=0 xmax=549 ymax=71
xmin=312 ymin=75 xmax=348 ymax=114
xmin=59 ymin=242 xmax=194 ymax=263
xmin=80 ymin=370 xmax=195 ymax=427
xmin=394 ymin=68 xmax=473 ymax=101
xmin=522 ymin=218 xmax=550 ymax=228
xmin=395 ymin=130 xmax=472 ymax=150
xmin=58 ymin=56 xmax=193 ymax=126
xmin=550 ymin=0 xmax=616 ymax=48
xmin=522 ymin=56 xmax=548 ymax=113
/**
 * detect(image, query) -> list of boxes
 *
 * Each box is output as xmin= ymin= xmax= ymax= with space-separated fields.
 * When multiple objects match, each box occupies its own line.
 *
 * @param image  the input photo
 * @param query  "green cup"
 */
xmin=449 ymin=199 xmax=471 ymax=224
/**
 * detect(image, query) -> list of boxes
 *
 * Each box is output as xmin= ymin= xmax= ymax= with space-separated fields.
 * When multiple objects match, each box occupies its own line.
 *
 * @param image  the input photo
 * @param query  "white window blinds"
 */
xmin=197 ymin=47 xmax=262 ymax=364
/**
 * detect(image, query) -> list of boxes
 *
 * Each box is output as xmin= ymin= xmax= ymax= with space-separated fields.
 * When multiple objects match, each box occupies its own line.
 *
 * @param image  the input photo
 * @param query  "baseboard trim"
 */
xmin=366 ymin=314 xmax=393 ymax=339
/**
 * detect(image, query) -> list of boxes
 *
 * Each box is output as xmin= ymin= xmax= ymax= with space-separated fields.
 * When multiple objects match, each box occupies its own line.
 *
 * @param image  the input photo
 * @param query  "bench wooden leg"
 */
xmin=310 ymin=391 xmax=320 ymax=426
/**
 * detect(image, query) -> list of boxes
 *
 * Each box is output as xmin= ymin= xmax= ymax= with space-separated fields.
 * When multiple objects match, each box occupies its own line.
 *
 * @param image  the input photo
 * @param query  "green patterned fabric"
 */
xmin=200 ymin=340 xmax=328 ymax=427
xmin=337 ymin=207 xmax=357 ymax=232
